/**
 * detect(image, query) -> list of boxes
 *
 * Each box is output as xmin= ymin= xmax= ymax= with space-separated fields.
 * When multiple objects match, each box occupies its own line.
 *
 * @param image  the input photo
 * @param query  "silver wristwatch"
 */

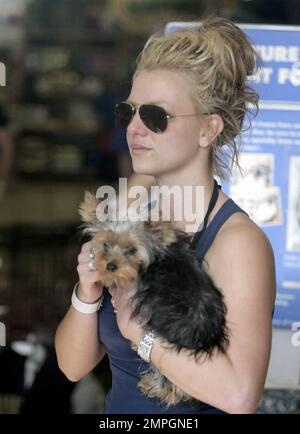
xmin=138 ymin=331 xmax=156 ymax=362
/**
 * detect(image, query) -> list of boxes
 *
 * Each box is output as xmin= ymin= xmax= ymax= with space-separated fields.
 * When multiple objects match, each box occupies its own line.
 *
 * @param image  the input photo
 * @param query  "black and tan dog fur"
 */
xmin=79 ymin=191 xmax=229 ymax=407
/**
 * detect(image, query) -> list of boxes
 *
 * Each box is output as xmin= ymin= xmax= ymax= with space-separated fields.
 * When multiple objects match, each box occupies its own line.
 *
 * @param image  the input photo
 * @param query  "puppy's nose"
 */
xmin=106 ymin=262 xmax=117 ymax=272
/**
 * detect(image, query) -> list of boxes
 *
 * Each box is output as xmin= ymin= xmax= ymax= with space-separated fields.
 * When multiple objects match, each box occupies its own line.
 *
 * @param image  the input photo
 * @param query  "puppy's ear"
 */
xmin=145 ymin=220 xmax=177 ymax=248
xmin=78 ymin=191 xmax=99 ymax=223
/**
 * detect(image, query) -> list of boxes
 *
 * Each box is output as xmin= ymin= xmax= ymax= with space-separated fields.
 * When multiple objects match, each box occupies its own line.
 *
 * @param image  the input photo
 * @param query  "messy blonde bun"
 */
xmin=134 ymin=16 xmax=259 ymax=179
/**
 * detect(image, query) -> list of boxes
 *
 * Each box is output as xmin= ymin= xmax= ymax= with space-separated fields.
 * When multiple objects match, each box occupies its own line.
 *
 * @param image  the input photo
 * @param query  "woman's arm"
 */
xmin=114 ymin=221 xmax=276 ymax=414
xmin=55 ymin=241 xmax=106 ymax=382
xmin=55 ymin=173 xmax=155 ymax=383
xmin=55 ymin=303 xmax=106 ymax=382
xmin=150 ymin=222 xmax=276 ymax=413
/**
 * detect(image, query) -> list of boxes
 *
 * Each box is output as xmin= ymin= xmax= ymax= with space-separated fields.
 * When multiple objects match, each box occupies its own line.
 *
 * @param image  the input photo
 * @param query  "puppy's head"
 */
xmin=78 ymin=192 xmax=152 ymax=287
xmin=92 ymin=224 xmax=152 ymax=287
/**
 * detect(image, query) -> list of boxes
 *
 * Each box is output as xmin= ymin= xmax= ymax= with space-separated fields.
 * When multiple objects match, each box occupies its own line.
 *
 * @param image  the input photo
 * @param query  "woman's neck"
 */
xmin=153 ymin=169 xmax=216 ymax=233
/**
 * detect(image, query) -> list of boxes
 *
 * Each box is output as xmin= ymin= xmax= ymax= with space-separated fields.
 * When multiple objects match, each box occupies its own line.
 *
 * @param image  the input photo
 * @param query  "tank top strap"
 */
xmin=194 ymin=198 xmax=247 ymax=264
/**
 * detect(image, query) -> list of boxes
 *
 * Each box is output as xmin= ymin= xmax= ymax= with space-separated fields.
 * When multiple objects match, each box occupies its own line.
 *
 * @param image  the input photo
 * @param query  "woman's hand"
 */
xmin=76 ymin=240 xmax=104 ymax=303
xmin=108 ymin=282 xmax=144 ymax=347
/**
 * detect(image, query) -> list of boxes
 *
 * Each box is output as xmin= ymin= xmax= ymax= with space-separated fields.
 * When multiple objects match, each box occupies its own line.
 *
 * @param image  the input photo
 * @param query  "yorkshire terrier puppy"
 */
xmin=79 ymin=191 xmax=229 ymax=408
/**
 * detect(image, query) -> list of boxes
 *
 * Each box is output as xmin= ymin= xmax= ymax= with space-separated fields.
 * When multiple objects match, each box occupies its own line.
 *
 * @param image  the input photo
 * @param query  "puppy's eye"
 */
xmin=124 ymin=246 xmax=137 ymax=256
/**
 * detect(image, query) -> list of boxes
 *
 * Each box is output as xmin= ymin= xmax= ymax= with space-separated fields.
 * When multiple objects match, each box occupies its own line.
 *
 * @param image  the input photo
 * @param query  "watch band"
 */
xmin=71 ymin=282 xmax=104 ymax=314
xmin=138 ymin=331 xmax=156 ymax=362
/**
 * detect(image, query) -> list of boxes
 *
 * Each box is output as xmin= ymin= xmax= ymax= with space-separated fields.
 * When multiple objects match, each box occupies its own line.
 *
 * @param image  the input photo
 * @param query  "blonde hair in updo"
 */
xmin=133 ymin=16 xmax=259 ymax=179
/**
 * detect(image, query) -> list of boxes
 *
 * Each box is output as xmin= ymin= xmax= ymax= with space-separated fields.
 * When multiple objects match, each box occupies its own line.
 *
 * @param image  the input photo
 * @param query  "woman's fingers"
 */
xmin=77 ymin=250 xmax=93 ymax=264
xmin=81 ymin=240 xmax=94 ymax=252
xmin=78 ymin=241 xmax=95 ymax=262
xmin=76 ymin=264 xmax=100 ymax=280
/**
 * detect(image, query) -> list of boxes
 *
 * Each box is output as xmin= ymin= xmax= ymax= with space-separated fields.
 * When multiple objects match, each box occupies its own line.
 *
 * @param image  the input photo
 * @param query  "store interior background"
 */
xmin=0 ymin=0 xmax=299 ymax=414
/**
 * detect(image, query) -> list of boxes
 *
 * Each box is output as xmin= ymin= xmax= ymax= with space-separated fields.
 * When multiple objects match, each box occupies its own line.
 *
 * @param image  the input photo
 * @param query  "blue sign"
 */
xmin=166 ymin=23 xmax=300 ymax=328
xmin=243 ymin=25 xmax=300 ymax=104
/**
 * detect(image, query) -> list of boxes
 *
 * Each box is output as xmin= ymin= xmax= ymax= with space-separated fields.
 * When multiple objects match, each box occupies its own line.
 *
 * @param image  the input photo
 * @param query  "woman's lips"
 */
xmin=131 ymin=144 xmax=151 ymax=153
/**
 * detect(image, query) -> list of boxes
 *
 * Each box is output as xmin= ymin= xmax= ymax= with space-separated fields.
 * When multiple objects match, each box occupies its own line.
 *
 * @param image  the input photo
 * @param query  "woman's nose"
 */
xmin=127 ymin=109 xmax=148 ymax=135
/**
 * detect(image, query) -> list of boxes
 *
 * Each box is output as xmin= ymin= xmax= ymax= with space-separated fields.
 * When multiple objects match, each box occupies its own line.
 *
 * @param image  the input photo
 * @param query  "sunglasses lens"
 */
xmin=115 ymin=102 xmax=134 ymax=129
xmin=140 ymin=105 xmax=168 ymax=133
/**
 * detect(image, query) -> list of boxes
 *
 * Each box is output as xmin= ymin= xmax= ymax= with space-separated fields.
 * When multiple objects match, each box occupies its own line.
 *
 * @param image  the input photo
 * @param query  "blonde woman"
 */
xmin=56 ymin=16 xmax=276 ymax=414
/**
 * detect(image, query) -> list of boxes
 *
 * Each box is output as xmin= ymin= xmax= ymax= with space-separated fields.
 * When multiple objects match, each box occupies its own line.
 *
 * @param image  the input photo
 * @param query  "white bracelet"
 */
xmin=71 ymin=282 xmax=104 ymax=314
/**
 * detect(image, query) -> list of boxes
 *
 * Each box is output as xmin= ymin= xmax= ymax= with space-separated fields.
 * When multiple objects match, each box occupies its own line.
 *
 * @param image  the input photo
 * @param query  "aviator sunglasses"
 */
xmin=115 ymin=101 xmax=207 ymax=134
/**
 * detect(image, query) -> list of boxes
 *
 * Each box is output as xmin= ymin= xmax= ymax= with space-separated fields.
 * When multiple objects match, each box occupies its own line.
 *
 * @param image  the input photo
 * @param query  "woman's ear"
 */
xmin=199 ymin=114 xmax=224 ymax=149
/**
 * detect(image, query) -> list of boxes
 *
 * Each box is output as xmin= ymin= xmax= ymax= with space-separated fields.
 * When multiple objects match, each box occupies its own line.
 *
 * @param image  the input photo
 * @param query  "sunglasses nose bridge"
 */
xmin=128 ymin=105 xmax=148 ymax=132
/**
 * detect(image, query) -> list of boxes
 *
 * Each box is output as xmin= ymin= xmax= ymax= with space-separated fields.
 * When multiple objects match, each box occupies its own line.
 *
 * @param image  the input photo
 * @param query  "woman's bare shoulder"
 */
xmin=205 ymin=210 xmax=276 ymax=304
xmin=207 ymin=210 xmax=273 ymax=263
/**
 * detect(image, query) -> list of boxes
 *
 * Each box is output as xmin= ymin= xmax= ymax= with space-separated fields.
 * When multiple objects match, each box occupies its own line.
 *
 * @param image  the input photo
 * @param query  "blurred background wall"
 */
xmin=0 ymin=0 xmax=299 ymax=414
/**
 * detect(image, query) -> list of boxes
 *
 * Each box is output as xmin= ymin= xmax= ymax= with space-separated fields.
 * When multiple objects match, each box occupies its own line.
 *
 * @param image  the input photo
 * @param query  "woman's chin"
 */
xmin=132 ymin=163 xmax=157 ymax=177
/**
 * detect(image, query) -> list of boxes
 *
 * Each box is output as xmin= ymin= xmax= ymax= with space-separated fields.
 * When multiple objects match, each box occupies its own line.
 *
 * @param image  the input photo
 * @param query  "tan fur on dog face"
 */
xmin=92 ymin=229 xmax=151 ymax=288
xmin=78 ymin=191 xmax=179 ymax=288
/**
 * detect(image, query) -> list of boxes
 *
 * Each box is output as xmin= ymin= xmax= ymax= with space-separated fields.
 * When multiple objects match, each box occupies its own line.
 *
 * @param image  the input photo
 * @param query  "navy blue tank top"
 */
xmin=98 ymin=198 xmax=246 ymax=414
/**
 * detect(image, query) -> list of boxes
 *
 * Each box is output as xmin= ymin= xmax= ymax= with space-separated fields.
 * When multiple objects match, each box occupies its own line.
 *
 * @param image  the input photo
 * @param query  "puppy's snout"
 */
xmin=106 ymin=262 xmax=118 ymax=272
